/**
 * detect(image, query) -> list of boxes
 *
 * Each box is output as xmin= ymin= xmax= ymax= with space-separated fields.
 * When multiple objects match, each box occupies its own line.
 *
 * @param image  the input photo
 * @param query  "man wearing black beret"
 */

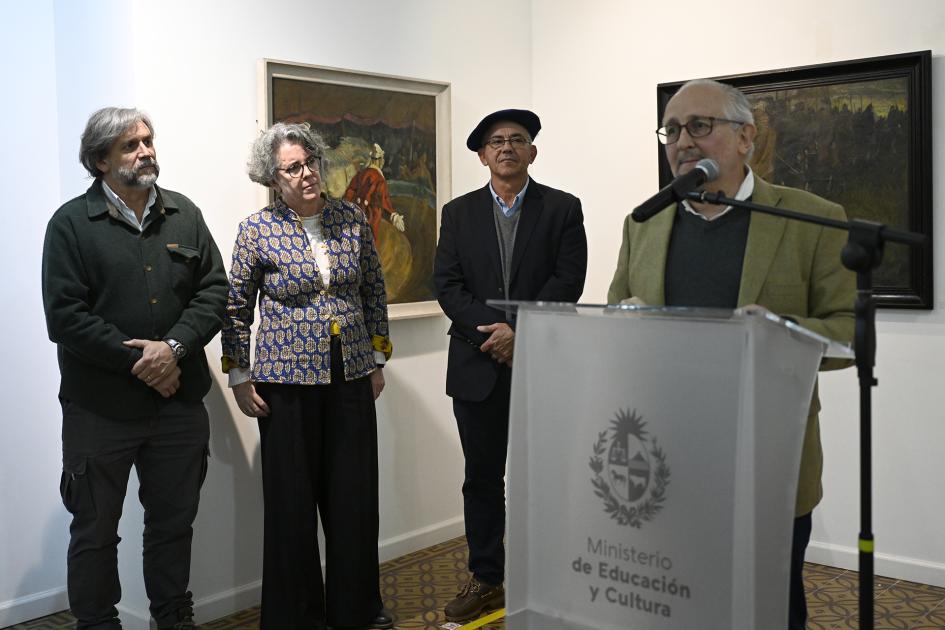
xmin=434 ymin=109 xmax=588 ymax=621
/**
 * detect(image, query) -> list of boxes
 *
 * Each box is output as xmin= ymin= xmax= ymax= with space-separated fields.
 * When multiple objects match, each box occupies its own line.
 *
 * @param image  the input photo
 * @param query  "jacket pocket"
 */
xmin=167 ymin=244 xmax=201 ymax=259
xmin=60 ymin=452 xmax=92 ymax=515
xmin=167 ymin=244 xmax=201 ymax=292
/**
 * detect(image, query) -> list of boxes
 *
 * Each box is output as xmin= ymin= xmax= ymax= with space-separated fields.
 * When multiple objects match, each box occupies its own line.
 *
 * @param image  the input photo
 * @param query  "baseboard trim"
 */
xmin=0 ymin=518 xmax=466 ymax=628
xmin=807 ymin=541 xmax=945 ymax=588
xmin=378 ymin=515 xmax=465 ymax=563
xmin=194 ymin=580 xmax=263 ymax=626
xmin=0 ymin=586 xmax=69 ymax=628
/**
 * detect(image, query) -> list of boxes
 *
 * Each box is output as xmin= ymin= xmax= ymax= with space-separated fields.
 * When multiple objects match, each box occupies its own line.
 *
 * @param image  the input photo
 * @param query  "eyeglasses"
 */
xmin=484 ymin=135 xmax=531 ymax=150
xmin=279 ymin=154 xmax=321 ymax=178
xmin=656 ymin=116 xmax=746 ymax=145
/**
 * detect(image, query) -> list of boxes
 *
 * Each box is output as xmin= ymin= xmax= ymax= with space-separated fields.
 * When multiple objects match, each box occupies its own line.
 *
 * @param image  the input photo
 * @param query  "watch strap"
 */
xmin=164 ymin=338 xmax=187 ymax=360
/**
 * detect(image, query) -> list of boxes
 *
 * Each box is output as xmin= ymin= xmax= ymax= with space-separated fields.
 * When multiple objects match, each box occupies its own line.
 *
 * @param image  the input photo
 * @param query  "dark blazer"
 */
xmin=434 ymin=179 xmax=587 ymax=402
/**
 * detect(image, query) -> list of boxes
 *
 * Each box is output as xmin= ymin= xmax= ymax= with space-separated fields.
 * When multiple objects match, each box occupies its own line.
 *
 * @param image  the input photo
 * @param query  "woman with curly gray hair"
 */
xmin=221 ymin=122 xmax=394 ymax=630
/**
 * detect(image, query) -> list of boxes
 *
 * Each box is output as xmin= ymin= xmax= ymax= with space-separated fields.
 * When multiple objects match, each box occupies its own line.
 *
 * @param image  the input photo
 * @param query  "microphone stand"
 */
xmin=685 ymin=190 xmax=926 ymax=630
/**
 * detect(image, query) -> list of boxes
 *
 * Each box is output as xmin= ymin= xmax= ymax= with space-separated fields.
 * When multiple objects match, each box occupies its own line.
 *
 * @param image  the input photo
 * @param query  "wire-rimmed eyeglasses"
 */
xmin=484 ymin=135 xmax=531 ymax=150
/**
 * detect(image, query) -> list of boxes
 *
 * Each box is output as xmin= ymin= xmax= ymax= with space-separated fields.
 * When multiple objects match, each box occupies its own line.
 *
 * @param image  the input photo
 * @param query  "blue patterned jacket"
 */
xmin=221 ymin=198 xmax=390 ymax=384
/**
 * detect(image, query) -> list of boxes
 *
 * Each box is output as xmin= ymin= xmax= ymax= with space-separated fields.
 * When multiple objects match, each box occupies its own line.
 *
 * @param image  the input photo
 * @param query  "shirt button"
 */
xmin=144 ymin=264 xmax=153 ymax=272
xmin=150 ymin=297 xmax=159 ymax=304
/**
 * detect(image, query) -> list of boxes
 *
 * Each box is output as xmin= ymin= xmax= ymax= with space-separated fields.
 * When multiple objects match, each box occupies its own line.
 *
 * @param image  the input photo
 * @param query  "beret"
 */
xmin=466 ymin=108 xmax=541 ymax=151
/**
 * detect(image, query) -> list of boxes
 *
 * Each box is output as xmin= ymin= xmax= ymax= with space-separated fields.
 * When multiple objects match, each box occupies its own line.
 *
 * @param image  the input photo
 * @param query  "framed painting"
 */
xmin=657 ymin=51 xmax=932 ymax=309
xmin=261 ymin=59 xmax=451 ymax=319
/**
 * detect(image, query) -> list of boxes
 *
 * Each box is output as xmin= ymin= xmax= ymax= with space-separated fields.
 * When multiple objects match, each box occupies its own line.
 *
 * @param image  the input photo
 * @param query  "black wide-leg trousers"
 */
xmin=255 ymin=341 xmax=382 ymax=630
xmin=452 ymin=365 xmax=512 ymax=587
xmin=60 ymin=397 xmax=210 ymax=630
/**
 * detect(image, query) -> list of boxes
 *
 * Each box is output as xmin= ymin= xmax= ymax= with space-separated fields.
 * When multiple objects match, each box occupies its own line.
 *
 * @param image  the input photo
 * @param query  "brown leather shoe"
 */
xmin=443 ymin=576 xmax=505 ymax=622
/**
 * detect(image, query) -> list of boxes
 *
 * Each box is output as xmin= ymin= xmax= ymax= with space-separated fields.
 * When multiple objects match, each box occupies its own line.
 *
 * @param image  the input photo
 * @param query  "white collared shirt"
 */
xmin=681 ymin=166 xmax=755 ymax=221
xmin=101 ymin=180 xmax=157 ymax=231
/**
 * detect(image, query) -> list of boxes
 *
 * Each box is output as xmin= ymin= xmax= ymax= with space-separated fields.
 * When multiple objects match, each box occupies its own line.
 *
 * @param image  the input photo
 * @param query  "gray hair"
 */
xmin=676 ymin=79 xmax=756 ymax=160
xmin=247 ymin=122 xmax=328 ymax=187
xmin=79 ymin=107 xmax=154 ymax=178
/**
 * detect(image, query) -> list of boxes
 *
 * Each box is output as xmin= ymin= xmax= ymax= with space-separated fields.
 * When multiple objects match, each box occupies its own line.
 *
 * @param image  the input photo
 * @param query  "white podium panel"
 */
xmin=504 ymin=305 xmax=846 ymax=630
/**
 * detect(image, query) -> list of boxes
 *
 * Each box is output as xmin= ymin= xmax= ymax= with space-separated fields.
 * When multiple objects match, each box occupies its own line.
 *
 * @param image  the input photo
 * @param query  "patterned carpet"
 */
xmin=804 ymin=562 xmax=945 ymax=629
xmin=6 ymin=537 xmax=945 ymax=629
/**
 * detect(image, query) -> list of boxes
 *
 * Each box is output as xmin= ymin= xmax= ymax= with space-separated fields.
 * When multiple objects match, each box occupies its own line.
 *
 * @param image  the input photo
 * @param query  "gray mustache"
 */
xmin=676 ymin=151 xmax=703 ymax=163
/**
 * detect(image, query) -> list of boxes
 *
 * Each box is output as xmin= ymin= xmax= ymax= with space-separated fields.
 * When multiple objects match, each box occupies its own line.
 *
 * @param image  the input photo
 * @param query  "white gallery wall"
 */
xmin=1 ymin=0 xmax=943 ymax=627
xmin=0 ymin=2 xmax=71 ymax=626
xmin=1 ymin=0 xmax=531 ymax=627
xmin=531 ymin=0 xmax=945 ymax=587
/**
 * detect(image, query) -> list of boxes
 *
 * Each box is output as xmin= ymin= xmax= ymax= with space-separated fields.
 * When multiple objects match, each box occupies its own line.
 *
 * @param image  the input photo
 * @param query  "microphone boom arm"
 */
xmin=685 ymin=190 xmax=924 ymax=246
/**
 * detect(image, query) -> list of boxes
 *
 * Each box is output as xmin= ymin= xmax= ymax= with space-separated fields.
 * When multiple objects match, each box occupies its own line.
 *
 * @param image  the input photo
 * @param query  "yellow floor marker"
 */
xmin=456 ymin=607 xmax=506 ymax=629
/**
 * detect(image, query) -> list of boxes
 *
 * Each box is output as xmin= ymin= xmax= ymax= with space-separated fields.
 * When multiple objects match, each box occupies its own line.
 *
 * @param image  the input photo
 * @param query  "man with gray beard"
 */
xmin=42 ymin=108 xmax=228 ymax=630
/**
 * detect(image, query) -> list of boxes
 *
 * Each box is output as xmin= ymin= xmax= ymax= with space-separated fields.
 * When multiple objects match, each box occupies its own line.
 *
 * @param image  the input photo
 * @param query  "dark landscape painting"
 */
xmin=743 ymin=78 xmax=910 ymax=289
xmin=657 ymin=52 xmax=932 ymax=308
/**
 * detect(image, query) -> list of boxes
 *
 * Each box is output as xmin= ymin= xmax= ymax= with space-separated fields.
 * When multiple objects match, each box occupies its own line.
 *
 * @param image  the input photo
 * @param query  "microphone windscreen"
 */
xmin=695 ymin=158 xmax=720 ymax=182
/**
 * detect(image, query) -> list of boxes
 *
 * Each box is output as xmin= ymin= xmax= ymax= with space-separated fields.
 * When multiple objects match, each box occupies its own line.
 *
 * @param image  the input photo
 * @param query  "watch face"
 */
xmin=166 ymin=340 xmax=185 ymax=359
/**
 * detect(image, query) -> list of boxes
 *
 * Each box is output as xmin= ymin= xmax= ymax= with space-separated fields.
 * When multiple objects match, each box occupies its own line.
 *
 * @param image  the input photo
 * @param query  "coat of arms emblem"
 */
xmin=589 ymin=409 xmax=670 ymax=528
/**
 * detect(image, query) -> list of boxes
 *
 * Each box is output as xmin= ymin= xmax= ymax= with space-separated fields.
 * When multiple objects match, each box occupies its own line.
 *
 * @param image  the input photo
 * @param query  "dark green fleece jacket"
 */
xmin=42 ymin=180 xmax=228 ymax=418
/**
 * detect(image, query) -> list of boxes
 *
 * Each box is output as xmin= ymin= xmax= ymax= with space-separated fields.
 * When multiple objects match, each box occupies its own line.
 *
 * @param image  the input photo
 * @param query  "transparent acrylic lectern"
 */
xmin=496 ymin=302 xmax=853 ymax=630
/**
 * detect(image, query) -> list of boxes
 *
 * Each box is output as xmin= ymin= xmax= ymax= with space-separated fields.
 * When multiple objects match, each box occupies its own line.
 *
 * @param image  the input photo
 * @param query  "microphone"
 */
xmin=631 ymin=158 xmax=720 ymax=223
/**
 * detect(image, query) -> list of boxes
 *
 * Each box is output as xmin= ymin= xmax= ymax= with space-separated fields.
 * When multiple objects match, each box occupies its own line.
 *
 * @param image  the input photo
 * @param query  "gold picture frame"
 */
xmin=260 ymin=59 xmax=452 ymax=319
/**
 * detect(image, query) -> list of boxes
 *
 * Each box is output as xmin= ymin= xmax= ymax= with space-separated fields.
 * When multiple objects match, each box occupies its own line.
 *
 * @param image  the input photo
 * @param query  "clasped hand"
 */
xmin=477 ymin=322 xmax=514 ymax=365
xmin=123 ymin=339 xmax=180 ymax=398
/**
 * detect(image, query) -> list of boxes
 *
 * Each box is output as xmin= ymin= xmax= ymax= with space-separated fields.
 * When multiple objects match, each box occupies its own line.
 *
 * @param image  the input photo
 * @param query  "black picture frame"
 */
xmin=657 ymin=51 xmax=932 ymax=309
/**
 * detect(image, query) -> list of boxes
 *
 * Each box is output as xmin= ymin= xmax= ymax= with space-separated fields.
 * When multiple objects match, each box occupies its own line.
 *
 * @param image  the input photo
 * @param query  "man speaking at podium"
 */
xmin=607 ymin=79 xmax=855 ymax=630
xmin=435 ymin=108 xmax=587 ymax=622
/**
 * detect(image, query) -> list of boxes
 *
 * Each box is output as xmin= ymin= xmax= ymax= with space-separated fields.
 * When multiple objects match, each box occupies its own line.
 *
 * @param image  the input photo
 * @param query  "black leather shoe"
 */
xmin=327 ymin=608 xmax=396 ymax=630
xmin=368 ymin=608 xmax=395 ymax=629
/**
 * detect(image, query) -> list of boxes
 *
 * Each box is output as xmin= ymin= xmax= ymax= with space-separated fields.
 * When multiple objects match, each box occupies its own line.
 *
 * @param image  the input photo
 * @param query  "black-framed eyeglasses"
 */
xmin=279 ymin=154 xmax=321 ymax=178
xmin=484 ymin=135 xmax=531 ymax=150
xmin=656 ymin=116 xmax=746 ymax=145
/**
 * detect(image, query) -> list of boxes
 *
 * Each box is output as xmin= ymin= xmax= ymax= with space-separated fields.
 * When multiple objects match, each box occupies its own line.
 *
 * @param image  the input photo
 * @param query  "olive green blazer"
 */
xmin=607 ymin=174 xmax=855 ymax=516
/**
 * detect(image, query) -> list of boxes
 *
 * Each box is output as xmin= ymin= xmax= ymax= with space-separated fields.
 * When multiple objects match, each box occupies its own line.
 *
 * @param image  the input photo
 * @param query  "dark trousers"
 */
xmin=60 ymin=397 xmax=210 ymax=630
xmin=452 ymin=365 xmax=512 ymax=586
xmin=789 ymin=512 xmax=813 ymax=630
xmin=255 ymin=340 xmax=382 ymax=630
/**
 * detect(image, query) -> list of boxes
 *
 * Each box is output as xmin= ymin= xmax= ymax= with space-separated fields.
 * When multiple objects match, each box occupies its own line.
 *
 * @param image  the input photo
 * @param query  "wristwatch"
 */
xmin=164 ymin=338 xmax=187 ymax=361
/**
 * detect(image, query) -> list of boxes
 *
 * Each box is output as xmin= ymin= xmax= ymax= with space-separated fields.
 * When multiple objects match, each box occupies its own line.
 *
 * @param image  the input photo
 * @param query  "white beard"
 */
xmin=117 ymin=162 xmax=160 ymax=189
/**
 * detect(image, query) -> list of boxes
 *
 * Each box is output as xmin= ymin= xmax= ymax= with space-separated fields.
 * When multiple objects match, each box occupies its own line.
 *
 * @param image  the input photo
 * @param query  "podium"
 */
xmin=501 ymin=303 xmax=853 ymax=630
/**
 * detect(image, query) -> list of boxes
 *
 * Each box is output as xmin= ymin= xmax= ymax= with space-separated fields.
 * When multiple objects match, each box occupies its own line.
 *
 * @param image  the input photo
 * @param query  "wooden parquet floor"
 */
xmin=6 ymin=537 xmax=945 ymax=629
